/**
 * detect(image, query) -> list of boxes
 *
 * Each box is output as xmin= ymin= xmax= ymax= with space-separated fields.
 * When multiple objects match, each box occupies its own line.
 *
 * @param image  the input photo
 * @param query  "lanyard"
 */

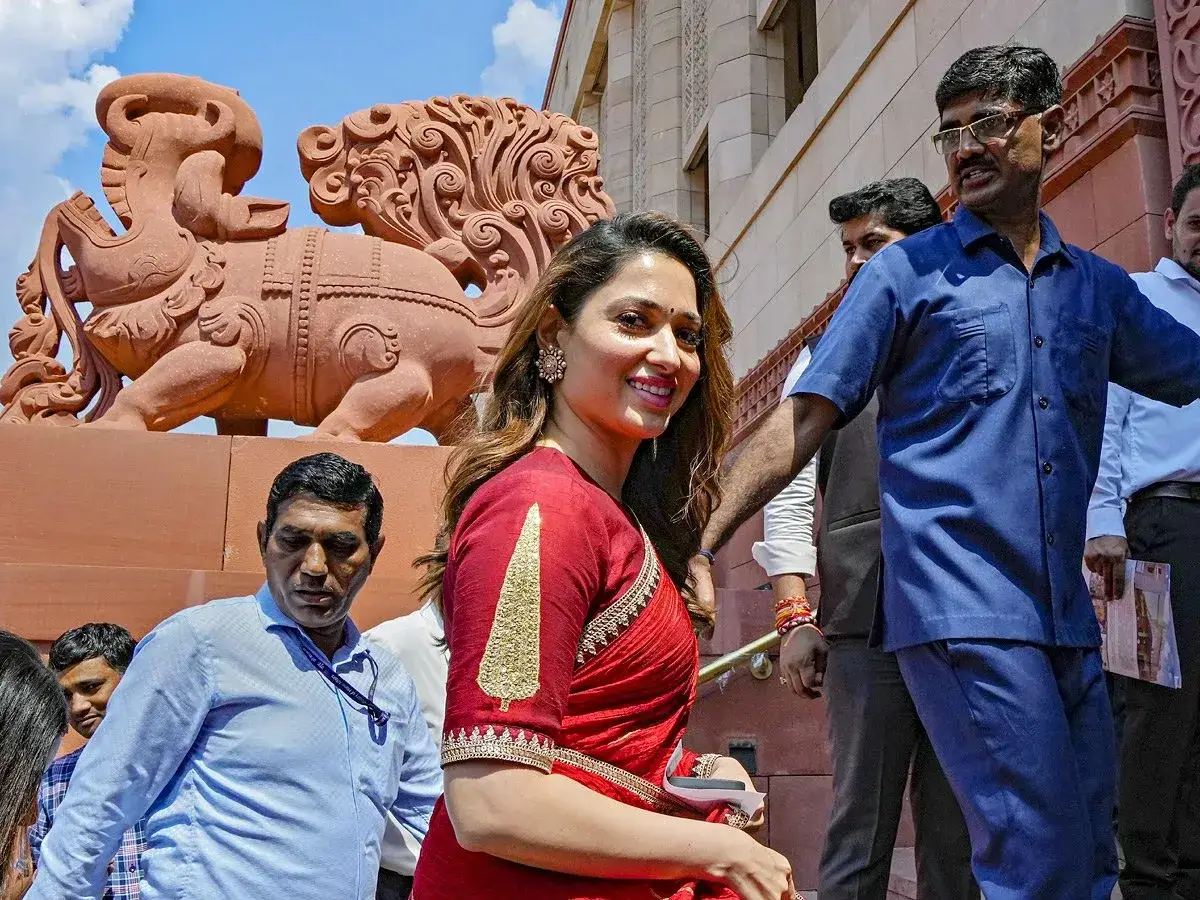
xmin=296 ymin=638 xmax=391 ymax=727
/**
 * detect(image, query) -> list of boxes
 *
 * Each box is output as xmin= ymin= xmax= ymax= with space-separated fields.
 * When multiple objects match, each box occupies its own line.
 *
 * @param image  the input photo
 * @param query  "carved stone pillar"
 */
xmin=682 ymin=0 xmax=708 ymax=146
xmin=603 ymin=1 xmax=635 ymax=212
xmin=1154 ymin=0 xmax=1200 ymax=177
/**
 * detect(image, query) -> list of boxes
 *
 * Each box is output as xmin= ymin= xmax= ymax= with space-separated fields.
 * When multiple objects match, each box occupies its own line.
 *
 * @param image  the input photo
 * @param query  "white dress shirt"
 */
xmin=365 ymin=602 xmax=449 ymax=877
xmin=1087 ymin=257 xmax=1200 ymax=540
xmin=751 ymin=347 xmax=819 ymax=578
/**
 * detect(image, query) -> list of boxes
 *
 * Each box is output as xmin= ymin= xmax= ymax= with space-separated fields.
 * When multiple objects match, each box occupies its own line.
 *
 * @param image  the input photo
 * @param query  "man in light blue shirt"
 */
xmin=28 ymin=452 xmax=443 ymax=900
xmin=1085 ymin=164 xmax=1200 ymax=900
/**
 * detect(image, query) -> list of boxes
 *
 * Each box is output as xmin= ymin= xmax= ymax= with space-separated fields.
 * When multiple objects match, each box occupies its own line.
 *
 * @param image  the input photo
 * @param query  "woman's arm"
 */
xmin=444 ymin=761 xmax=790 ymax=898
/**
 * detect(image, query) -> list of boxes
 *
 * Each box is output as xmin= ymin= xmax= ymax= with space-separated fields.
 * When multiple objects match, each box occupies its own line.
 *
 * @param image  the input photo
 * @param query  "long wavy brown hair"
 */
xmin=416 ymin=212 xmax=734 ymax=631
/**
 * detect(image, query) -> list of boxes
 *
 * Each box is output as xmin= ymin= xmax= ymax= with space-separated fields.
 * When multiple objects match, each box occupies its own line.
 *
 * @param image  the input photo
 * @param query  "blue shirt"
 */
xmin=793 ymin=207 xmax=1200 ymax=651
xmin=1088 ymin=258 xmax=1200 ymax=539
xmin=30 ymin=748 xmax=146 ymax=899
xmin=28 ymin=586 xmax=443 ymax=900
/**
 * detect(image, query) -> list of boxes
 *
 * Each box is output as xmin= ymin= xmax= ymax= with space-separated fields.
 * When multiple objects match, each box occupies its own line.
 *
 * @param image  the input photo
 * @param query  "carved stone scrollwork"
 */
xmin=1096 ymin=68 xmax=1117 ymax=105
xmin=298 ymin=95 xmax=613 ymax=329
xmin=338 ymin=320 xmax=403 ymax=379
xmin=631 ymin=0 xmax=649 ymax=211
xmin=682 ymin=0 xmax=709 ymax=142
xmin=1064 ymin=98 xmax=1081 ymax=137
xmin=1155 ymin=0 xmax=1200 ymax=172
xmin=84 ymin=244 xmax=227 ymax=376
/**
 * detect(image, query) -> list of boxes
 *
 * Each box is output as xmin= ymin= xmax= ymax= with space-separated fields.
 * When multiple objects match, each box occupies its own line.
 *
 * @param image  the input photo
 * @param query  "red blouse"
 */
xmin=412 ymin=447 xmax=744 ymax=899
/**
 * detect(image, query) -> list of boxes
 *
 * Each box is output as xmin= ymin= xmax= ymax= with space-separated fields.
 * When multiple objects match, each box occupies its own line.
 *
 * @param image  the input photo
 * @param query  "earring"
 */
xmin=536 ymin=346 xmax=566 ymax=383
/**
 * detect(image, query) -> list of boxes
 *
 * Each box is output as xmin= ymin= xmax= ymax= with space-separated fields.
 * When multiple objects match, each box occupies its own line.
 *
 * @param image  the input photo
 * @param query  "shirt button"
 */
xmin=1047 ymin=534 xmax=1055 ymax=546
xmin=1039 ymin=397 xmax=1049 ymax=409
xmin=1034 ymin=336 xmax=1045 ymax=348
xmin=1043 ymin=462 xmax=1053 ymax=474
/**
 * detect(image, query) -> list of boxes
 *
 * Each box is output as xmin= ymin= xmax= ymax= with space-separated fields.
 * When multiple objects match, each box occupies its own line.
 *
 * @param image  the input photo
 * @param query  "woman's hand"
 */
xmin=709 ymin=756 xmax=765 ymax=830
xmin=704 ymin=828 xmax=795 ymax=900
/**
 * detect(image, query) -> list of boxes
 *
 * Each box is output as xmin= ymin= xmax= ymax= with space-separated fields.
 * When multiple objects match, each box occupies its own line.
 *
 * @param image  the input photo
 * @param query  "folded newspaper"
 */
xmin=1085 ymin=559 xmax=1181 ymax=689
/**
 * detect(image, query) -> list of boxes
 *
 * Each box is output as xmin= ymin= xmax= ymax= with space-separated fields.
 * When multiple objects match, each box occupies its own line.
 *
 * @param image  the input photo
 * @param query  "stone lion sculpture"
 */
xmin=0 ymin=73 xmax=614 ymax=441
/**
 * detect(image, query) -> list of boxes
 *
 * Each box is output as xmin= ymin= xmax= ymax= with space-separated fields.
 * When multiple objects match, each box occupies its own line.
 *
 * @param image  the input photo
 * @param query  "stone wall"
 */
xmin=0 ymin=428 xmax=449 ymax=641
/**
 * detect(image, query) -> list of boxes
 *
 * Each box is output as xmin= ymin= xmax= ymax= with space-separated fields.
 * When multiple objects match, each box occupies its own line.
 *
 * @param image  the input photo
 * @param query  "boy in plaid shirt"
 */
xmin=28 ymin=624 xmax=145 ymax=899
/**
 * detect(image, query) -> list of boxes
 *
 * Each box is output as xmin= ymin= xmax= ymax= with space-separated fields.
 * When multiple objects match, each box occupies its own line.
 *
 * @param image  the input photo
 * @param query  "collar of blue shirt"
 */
xmin=253 ymin=582 xmax=366 ymax=664
xmin=1157 ymin=256 xmax=1200 ymax=287
xmin=951 ymin=205 xmax=1077 ymax=263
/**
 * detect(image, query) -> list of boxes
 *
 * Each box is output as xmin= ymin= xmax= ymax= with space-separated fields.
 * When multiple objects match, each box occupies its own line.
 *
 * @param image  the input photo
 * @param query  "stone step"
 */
xmin=886 ymin=847 xmax=917 ymax=900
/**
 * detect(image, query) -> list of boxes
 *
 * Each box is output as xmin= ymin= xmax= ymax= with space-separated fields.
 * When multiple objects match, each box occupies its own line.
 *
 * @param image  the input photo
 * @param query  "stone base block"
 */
xmin=0 ymin=425 xmax=450 ymax=641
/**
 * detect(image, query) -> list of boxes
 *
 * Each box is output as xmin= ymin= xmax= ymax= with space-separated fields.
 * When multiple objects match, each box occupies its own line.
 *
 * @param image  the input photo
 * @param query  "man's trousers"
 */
xmin=1120 ymin=497 xmax=1200 ymax=900
xmin=819 ymin=639 xmax=977 ymax=900
xmin=896 ymin=639 xmax=1119 ymax=899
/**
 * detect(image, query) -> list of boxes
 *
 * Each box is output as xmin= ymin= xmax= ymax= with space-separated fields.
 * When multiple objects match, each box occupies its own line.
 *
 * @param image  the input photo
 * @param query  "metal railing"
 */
xmin=697 ymin=630 xmax=780 ymax=685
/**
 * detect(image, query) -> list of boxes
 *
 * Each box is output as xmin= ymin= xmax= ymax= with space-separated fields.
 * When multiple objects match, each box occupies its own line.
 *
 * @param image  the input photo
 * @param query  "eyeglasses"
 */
xmin=931 ymin=111 xmax=1038 ymax=156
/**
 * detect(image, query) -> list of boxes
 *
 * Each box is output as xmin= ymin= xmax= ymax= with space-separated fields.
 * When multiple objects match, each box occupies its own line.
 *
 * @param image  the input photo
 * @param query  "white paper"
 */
xmin=662 ymin=743 xmax=767 ymax=816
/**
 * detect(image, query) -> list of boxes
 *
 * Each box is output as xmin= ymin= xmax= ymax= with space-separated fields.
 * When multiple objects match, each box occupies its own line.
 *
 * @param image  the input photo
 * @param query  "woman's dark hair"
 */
xmin=264 ymin=453 xmax=384 ymax=544
xmin=417 ymin=212 xmax=735 ymax=631
xmin=49 ymin=622 xmax=136 ymax=675
xmin=828 ymin=177 xmax=943 ymax=235
xmin=0 ymin=632 xmax=67 ymax=893
xmin=935 ymin=44 xmax=1062 ymax=115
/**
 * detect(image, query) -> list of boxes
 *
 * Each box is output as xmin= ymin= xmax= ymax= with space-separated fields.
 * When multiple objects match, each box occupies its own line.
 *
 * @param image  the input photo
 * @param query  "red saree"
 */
xmin=412 ymin=447 xmax=747 ymax=900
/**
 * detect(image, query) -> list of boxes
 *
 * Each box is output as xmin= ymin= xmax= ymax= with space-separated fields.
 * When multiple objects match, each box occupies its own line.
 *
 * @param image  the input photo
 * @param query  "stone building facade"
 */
xmin=545 ymin=0 xmax=1199 ymax=891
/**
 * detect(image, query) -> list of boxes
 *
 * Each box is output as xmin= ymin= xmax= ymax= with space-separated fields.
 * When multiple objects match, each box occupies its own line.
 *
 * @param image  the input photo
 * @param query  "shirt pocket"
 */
xmin=932 ymin=303 xmax=1017 ymax=403
xmin=1055 ymin=315 xmax=1108 ymax=416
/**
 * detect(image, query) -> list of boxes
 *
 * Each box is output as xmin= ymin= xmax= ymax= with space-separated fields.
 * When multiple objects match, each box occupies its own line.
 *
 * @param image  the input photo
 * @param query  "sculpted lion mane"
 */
xmin=0 ymin=73 xmax=614 ymax=441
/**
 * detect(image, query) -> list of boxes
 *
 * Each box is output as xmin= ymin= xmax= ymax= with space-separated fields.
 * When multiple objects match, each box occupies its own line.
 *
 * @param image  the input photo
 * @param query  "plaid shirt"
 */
xmin=30 ymin=748 xmax=146 ymax=899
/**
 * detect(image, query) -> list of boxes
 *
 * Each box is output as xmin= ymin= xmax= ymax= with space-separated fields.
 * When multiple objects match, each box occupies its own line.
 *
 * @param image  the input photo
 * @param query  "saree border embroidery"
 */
xmin=724 ymin=809 xmax=751 ymax=830
xmin=575 ymin=527 xmax=661 ymax=665
xmin=554 ymin=747 xmax=693 ymax=816
xmin=441 ymin=725 xmax=556 ymax=773
xmin=692 ymin=753 xmax=721 ymax=779
xmin=477 ymin=503 xmax=542 ymax=711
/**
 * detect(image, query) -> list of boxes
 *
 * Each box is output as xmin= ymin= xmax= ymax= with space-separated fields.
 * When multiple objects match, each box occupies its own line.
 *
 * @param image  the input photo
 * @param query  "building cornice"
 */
xmin=542 ymin=0 xmax=577 ymax=110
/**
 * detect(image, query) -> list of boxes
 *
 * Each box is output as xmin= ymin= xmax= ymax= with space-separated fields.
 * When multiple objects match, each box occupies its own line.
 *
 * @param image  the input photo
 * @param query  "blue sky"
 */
xmin=0 ymin=0 xmax=562 ymax=441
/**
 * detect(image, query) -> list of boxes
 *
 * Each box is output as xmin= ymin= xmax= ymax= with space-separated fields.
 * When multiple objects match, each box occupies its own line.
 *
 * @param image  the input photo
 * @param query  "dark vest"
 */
xmin=809 ymin=334 xmax=882 ymax=639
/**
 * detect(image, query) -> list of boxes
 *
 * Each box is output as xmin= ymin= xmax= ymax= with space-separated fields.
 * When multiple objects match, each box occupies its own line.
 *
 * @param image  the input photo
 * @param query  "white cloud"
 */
xmin=0 ymin=0 xmax=133 ymax=371
xmin=480 ymin=0 xmax=563 ymax=106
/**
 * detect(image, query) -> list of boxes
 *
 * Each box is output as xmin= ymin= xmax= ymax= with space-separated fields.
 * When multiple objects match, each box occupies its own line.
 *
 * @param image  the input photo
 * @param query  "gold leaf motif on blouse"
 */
xmin=477 ymin=503 xmax=541 ymax=711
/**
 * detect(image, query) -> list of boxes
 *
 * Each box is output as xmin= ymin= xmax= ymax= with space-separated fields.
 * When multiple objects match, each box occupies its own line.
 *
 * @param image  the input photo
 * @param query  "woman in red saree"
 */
xmin=411 ymin=213 xmax=796 ymax=900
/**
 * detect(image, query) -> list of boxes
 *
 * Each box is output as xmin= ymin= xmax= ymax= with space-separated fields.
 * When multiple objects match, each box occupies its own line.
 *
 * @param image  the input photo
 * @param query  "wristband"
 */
xmin=774 ymin=596 xmax=820 ymax=637
xmin=696 ymin=549 xmax=716 ymax=565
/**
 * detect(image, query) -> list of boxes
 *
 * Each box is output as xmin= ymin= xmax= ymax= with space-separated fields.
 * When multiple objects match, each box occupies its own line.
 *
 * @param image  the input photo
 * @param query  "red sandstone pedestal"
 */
xmin=0 ymin=425 xmax=450 ymax=642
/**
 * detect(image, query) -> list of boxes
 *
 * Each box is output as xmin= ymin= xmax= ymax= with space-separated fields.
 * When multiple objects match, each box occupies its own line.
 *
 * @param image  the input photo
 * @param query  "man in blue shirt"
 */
xmin=692 ymin=45 xmax=1200 ymax=898
xmin=28 ymin=452 xmax=443 ymax=900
